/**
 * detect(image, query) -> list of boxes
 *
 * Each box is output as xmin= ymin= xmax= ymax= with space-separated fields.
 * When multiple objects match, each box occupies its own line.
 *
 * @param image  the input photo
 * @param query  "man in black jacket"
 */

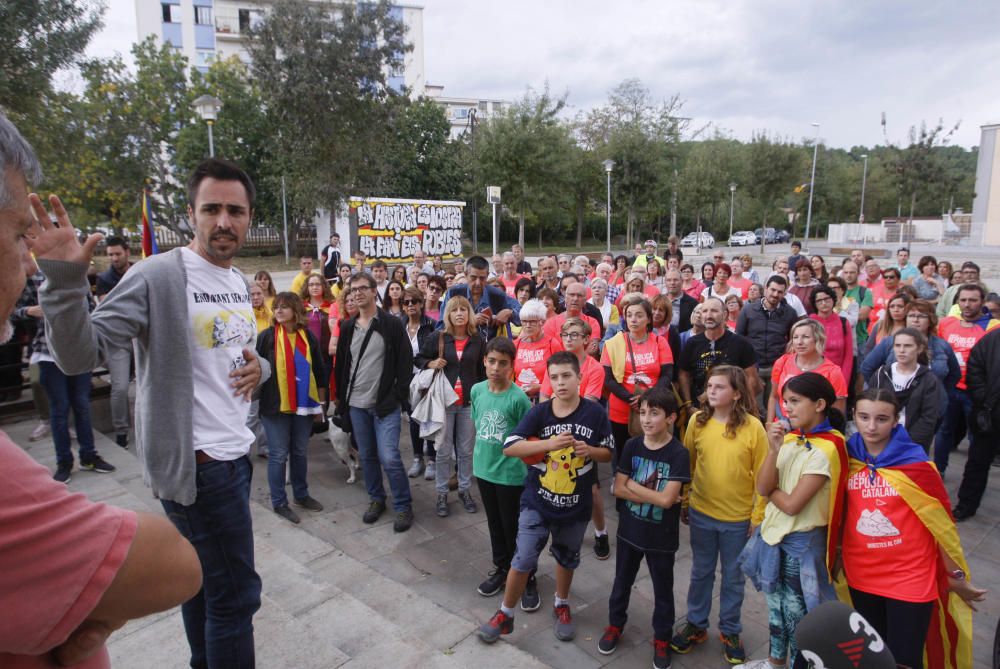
xmin=736 ymin=275 xmax=799 ymax=411
xmin=954 ymin=327 xmax=1000 ymax=521
xmin=664 ymin=269 xmax=697 ymax=333
xmin=334 ymin=272 xmax=415 ymax=532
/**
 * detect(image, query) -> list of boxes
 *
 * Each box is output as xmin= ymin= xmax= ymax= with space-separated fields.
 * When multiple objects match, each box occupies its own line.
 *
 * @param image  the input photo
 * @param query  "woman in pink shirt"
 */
xmin=681 ymin=263 xmax=705 ymax=300
xmin=809 ymin=286 xmax=853 ymax=387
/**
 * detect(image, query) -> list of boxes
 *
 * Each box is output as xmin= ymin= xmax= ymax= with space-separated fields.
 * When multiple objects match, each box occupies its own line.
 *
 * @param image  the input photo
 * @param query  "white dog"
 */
xmin=327 ymin=420 xmax=358 ymax=484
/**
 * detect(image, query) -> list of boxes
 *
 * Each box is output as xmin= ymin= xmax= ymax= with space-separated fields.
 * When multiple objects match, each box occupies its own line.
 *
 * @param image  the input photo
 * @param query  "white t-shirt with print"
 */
xmin=181 ymin=248 xmax=256 ymax=460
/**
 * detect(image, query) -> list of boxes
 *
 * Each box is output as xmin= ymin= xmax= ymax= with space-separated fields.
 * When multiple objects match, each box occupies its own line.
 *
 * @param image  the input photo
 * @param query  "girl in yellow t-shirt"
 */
xmin=738 ymin=372 xmax=847 ymax=669
xmin=672 ymin=366 xmax=767 ymax=663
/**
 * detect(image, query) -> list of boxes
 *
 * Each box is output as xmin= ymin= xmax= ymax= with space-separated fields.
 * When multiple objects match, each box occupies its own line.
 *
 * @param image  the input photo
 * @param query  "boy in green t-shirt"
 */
xmin=471 ymin=337 xmax=533 ymax=600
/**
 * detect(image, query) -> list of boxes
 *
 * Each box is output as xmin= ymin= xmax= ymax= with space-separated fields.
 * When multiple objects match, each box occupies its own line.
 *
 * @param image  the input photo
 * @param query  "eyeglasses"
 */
xmin=521 ymin=319 xmax=542 ymax=326
xmin=348 ymin=286 xmax=371 ymax=293
xmin=402 ymin=299 xmax=422 ymax=306
xmin=907 ymin=313 xmax=930 ymax=320
xmin=883 ymin=274 xmax=899 ymax=280
xmin=561 ymin=332 xmax=585 ymax=340
xmin=427 ymin=285 xmax=442 ymax=292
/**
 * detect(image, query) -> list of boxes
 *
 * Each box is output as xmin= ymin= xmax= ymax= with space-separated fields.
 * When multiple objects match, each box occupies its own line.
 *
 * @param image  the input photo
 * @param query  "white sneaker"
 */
xmin=29 ymin=421 xmax=50 ymax=442
xmin=424 ymin=460 xmax=436 ymax=481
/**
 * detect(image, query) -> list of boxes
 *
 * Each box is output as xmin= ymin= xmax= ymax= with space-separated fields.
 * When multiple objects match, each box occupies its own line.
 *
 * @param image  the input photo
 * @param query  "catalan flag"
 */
xmin=140 ymin=188 xmax=159 ymax=258
xmin=793 ymin=182 xmax=811 ymax=194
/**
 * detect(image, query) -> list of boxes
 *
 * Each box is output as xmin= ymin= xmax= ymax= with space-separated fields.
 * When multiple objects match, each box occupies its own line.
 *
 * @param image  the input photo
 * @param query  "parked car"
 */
xmin=680 ymin=232 xmax=715 ymax=248
xmin=775 ymin=229 xmax=791 ymax=243
xmin=753 ymin=227 xmax=778 ymax=244
xmin=728 ymin=231 xmax=757 ymax=246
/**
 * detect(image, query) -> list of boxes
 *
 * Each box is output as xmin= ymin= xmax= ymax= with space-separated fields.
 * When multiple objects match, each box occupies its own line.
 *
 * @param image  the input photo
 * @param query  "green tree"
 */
xmin=0 ymin=0 xmax=104 ymax=114
xmin=378 ymin=98 xmax=463 ymax=200
xmin=744 ymin=133 xmax=807 ymax=233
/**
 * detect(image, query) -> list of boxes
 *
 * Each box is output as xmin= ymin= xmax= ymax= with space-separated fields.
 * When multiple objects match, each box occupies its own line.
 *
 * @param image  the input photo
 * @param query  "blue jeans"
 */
xmin=436 ymin=404 xmax=474 ymax=494
xmin=686 ymin=507 xmax=751 ymax=634
xmin=261 ymin=412 xmax=314 ymax=508
xmin=349 ymin=406 xmax=412 ymax=512
xmin=934 ymin=388 xmax=972 ymax=474
xmin=38 ymin=361 xmax=96 ymax=465
xmin=161 ymin=457 xmax=261 ymax=669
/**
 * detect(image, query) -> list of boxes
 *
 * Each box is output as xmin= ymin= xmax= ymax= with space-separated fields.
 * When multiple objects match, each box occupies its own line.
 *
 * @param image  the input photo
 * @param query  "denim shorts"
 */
xmin=510 ymin=505 xmax=589 ymax=572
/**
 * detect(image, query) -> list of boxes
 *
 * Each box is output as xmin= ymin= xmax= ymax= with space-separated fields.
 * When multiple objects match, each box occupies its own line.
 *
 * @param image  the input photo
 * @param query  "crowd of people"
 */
xmin=1 ymin=104 xmax=994 ymax=669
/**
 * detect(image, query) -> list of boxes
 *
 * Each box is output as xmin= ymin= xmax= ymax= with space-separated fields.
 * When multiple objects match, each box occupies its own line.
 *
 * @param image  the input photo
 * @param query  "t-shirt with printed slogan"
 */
xmin=504 ymin=398 xmax=614 ymax=522
xmin=616 ymin=435 xmax=690 ymax=552
xmin=600 ymin=334 xmax=673 ymax=423
xmin=181 ymin=248 xmax=257 ymax=460
xmin=937 ymin=316 xmax=998 ymax=389
xmin=842 ymin=468 xmax=937 ymax=603
xmin=471 ymin=381 xmax=532 ymax=486
xmin=513 ymin=335 xmax=564 ymax=393
xmin=540 ymin=354 xmax=604 ymax=400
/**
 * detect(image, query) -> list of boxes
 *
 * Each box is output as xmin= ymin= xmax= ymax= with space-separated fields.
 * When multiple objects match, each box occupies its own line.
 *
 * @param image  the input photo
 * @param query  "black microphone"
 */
xmin=794 ymin=601 xmax=897 ymax=669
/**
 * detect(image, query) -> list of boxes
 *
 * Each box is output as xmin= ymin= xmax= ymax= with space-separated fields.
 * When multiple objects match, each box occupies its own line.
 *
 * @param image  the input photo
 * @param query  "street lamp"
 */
xmin=803 ymin=122 xmax=820 ymax=247
xmin=858 ymin=154 xmax=869 ymax=245
xmin=728 ymin=182 xmax=737 ymax=243
xmin=192 ymin=94 xmax=223 ymax=157
xmin=602 ymin=159 xmax=615 ymax=253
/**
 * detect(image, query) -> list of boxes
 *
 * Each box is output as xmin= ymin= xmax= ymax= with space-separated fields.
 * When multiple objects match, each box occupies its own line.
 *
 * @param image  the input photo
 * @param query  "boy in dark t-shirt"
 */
xmin=476 ymin=352 xmax=613 ymax=646
xmin=597 ymin=387 xmax=690 ymax=669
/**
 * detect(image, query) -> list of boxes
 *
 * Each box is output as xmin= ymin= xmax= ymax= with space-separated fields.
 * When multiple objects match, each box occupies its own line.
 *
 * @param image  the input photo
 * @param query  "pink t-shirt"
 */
xmin=0 ymin=433 xmax=137 ymax=668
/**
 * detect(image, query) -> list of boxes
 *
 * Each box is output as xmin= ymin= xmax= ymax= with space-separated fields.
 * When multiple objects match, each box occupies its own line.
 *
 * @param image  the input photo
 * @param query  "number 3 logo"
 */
xmin=849 ymin=611 xmax=886 ymax=652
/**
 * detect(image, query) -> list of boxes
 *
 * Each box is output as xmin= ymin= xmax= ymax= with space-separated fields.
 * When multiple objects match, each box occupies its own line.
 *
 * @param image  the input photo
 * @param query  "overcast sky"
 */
xmin=87 ymin=0 xmax=1000 ymax=149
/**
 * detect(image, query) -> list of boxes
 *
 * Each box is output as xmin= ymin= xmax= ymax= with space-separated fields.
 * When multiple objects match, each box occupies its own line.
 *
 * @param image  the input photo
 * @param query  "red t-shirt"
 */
xmin=501 ymin=274 xmax=525 ymax=297
xmin=452 ymin=337 xmax=468 ymax=404
xmin=843 ymin=468 xmax=937 ymax=602
xmin=869 ymin=282 xmax=896 ymax=322
xmin=514 ymin=335 xmax=564 ymax=391
xmin=540 ymin=354 xmax=604 ymax=400
xmin=543 ymin=311 xmax=602 ymax=342
xmin=729 ymin=276 xmax=751 ymax=300
xmin=600 ymin=334 xmax=673 ymax=423
xmin=771 ymin=354 xmax=847 ymax=418
xmin=938 ymin=316 xmax=995 ymax=389
xmin=0 ymin=433 xmax=138 ymax=668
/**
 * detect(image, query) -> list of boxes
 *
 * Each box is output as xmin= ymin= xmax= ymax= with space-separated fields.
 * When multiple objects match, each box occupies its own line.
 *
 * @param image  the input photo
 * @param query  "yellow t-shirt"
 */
xmin=684 ymin=412 xmax=768 ymax=525
xmin=760 ymin=436 xmax=832 ymax=545
xmin=290 ymin=271 xmax=318 ymax=296
xmin=254 ymin=305 xmax=272 ymax=333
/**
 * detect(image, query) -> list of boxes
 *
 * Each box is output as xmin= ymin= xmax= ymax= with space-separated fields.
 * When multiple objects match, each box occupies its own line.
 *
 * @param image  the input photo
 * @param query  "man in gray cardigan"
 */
xmin=34 ymin=158 xmax=269 ymax=669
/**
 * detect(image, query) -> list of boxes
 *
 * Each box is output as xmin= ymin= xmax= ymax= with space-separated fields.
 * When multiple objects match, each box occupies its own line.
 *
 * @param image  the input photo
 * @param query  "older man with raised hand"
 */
xmin=32 ymin=154 xmax=266 ymax=668
xmin=664 ymin=269 xmax=697 ymax=333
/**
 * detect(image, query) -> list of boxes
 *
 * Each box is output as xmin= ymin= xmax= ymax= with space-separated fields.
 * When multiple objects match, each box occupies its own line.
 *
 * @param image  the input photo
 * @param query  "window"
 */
xmin=161 ymin=3 xmax=182 ymax=22
xmin=195 ymin=50 xmax=217 ymax=68
xmin=194 ymin=5 xmax=212 ymax=25
xmin=238 ymin=8 xmax=264 ymax=32
xmin=452 ymin=107 xmax=469 ymax=120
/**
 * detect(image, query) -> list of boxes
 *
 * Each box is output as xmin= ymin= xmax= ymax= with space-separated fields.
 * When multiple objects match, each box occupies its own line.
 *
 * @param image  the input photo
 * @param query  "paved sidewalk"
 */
xmin=6 ymin=417 xmax=999 ymax=668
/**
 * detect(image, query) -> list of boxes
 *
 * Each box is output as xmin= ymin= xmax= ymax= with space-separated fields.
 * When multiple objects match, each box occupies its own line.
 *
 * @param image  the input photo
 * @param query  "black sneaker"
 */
xmin=594 ymin=534 xmax=610 ymax=560
xmin=670 ymin=622 xmax=707 ymax=653
xmin=393 ymin=508 xmax=414 ymax=533
xmin=458 ymin=489 xmax=478 ymax=513
xmin=552 ymin=604 xmax=575 ymax=641
xmin=294 ymin=496 xmax=324 ymax=512
xmin=53 ymin=462 xmax=72 ymax=484
xmin=477 ymin=610 xmax=513 ymax=643
xmin=520 ymin=574 xmax=540 ymax=612
xmin=720 ymin=632 xmax=746 ymax=664
xmin=477 ymin=568 xmax=507 ymax=597
xmin=115 ymin=433 xmax=128 ymax=449
xmin=363 ymin=500 xmax=386 ymax=524
xmin=653 ymin=639 xmax=672 ymax=668
xmin=80 ymin=456 xmax=116 ymax=473
xmin=436 ymin=493 xmax=449 ymax=517
xmin=274 ymin=505 xmax=301 ymax=524
xmin=953 ymin=505 xmax=976 ymax=522
xmin=598 ymin=625 xmax=623 ymax=655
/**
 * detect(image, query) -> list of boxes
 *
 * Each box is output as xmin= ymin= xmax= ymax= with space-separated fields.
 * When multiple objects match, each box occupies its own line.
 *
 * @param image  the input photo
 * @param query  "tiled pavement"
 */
xmin=6 ymin=416 xmax=999 ymax=669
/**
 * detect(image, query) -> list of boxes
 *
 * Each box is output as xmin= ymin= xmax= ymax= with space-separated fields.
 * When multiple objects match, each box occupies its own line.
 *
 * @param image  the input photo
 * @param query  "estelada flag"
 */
xmin=140 ymin=189 xmax=159 ymax=258
xmin=793 ymin=182 xmax=811 ymax=193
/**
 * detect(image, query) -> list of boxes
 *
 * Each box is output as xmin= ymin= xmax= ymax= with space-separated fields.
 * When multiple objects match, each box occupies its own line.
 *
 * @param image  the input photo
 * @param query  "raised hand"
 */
xmin=27 ymin=193 xmax=104 ymax=265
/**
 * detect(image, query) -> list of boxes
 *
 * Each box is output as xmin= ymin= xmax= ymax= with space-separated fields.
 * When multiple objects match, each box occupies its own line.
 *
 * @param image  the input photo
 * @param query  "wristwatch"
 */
xmin=950 ymin=569 xmax=966 ymax=580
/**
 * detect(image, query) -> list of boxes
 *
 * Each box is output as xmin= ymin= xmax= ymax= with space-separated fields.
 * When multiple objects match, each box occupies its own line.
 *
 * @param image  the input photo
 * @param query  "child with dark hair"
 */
xmin=477 ymin=351 xmax=613 ymax=646
xmin=472 ymin=337 xmax=532 ymax=597
xmin=738 ymin=372 xmax=848 ymax=669
xmin=597 ymin=386 xmax=689 ymax=669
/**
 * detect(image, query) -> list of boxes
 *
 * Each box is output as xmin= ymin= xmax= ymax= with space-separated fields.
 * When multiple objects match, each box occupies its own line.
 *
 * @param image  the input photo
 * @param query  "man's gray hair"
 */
xmin=0 ymin=112 xmax=43 ymax=208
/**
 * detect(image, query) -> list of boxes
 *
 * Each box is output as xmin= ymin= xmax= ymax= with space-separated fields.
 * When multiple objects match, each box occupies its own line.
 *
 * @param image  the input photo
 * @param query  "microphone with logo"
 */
xmin=794 ymin=601 xmax=897 ymax=668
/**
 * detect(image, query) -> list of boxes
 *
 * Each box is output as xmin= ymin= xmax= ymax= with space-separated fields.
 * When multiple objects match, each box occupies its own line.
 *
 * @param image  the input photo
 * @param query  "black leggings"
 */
xmin=848 ymin=587 xmax=935 ymax=669
xmin=611 ymin=420 xmax=631 ymax=472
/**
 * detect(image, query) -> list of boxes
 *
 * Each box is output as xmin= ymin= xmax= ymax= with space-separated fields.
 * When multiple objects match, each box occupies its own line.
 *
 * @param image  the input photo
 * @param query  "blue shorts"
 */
xmin=510 ymin=505 xmax=589 ymax=572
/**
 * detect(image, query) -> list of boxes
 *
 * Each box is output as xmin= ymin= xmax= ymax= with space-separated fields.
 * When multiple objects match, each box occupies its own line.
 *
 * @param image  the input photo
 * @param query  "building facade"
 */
xmin=423 ymin=84 xmax=508 ymax=139
xmin=134 ymin=0 xmax=426 ymax=94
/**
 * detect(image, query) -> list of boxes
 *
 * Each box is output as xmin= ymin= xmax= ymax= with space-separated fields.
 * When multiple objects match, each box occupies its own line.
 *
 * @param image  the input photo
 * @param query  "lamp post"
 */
xmin=602 ymin=159 xmax=615 ymax=253
xmin=728 ymin=182 xmax=737 ymax=243
xmin=803 ymin=122 xmax=820 ymax=247
xmin=192 ymin=94 xmax=223 ymax=157
xmin=858 ymin=154 xmax=869 ymax=245
xmin=468 ymin=108 xmax=478 ymax=252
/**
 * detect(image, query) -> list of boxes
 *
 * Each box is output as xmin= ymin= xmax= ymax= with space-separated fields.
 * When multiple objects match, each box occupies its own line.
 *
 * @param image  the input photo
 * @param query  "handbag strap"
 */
xmin=345 ymin=321 xmax=377 ymax=405
xmin=624 ymin=333 xmax=645 ymax=389
xmin=438 ymin=330 xmax=445 ymax=359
